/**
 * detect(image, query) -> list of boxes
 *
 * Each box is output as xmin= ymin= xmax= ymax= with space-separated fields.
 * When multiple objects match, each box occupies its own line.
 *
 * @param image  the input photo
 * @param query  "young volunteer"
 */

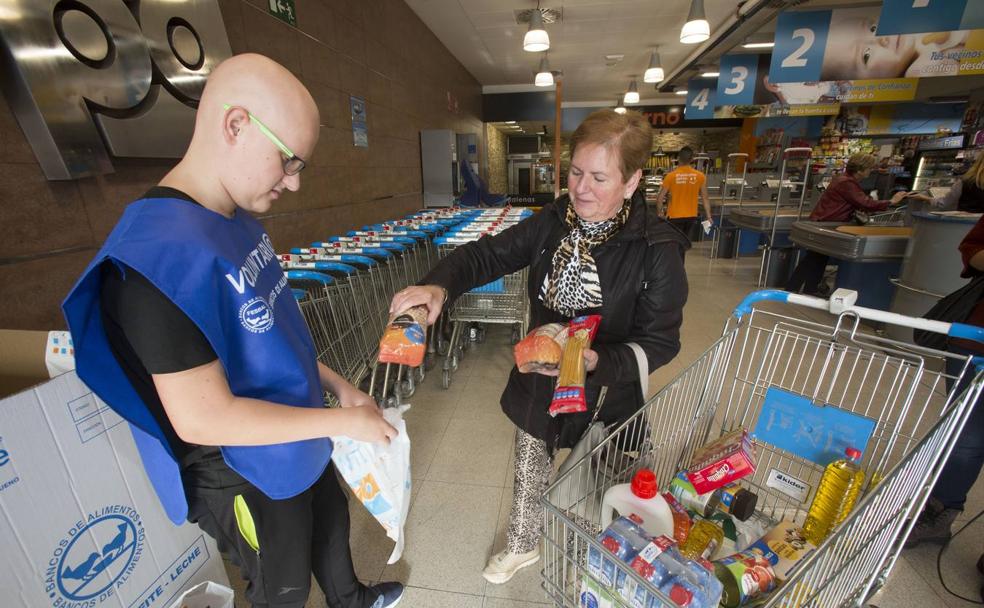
xmin=62 ymin=54 xmax=403 ymax=608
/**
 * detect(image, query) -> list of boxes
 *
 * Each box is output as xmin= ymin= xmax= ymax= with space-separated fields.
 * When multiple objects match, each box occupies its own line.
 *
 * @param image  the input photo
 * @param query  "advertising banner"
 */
xmin=823 ymin=103 xmax=966 ymax=136
xmin=877 ymin=0 xmax=984 ymax=36
xmin=769 ymin=6 xmax=984 ymax=83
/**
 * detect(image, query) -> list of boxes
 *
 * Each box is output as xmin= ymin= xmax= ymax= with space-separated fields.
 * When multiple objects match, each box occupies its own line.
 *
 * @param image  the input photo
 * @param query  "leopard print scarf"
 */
xmin=539 ymin=199 xmax=631 ymax=316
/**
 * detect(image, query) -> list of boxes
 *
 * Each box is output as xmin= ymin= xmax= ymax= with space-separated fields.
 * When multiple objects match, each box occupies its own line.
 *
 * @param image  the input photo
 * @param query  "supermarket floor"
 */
xmin=226 ymin=242 xmax=984 ymax=608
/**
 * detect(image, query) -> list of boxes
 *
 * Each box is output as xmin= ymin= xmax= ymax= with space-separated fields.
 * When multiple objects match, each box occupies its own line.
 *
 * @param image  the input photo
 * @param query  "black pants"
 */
xmin=785 ymin=251 xmax=829 ymax=295
xmin=669 ymin=217 xmax=699 ymax=241
xmin=185 ymin=461 xmax=379 ymax=608
xmin=931 ymin=347 xmax=984 ymax=510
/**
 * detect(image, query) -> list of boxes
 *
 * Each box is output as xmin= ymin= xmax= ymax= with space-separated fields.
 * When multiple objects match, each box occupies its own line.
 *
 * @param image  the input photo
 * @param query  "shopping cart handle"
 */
xmin=338 ymin=254 xmax=377 ymax=267
xmin=291 ymin=288 xmax=309 ymax=301
xmin=733 ymin=290 xmax=790 ymax=317
xmin=308 ymin=261 xmax=357 ymax=275
xmin=286 ymin=270 xmax=335 ymax=285
xmin=948 ymin=322 xmax=984 ymax=345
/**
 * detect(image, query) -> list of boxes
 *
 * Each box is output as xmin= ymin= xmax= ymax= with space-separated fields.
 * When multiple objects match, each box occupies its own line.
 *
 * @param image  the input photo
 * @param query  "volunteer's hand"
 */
xmin=890 ymin=191 xmax=908 ymax=205
xmin=341 ymin=404 xmax=398 ymax=444
xmin=389 ymin=285 xmax=446 ymax=325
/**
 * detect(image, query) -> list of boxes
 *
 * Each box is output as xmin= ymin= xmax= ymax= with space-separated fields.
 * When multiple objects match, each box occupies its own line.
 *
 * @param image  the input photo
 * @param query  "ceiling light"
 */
xmin=742 ymin=41 xmax=775 ymax=49
xmin=701 ymin=71 xmax=719 ymax=78
xmin=624 ymin=80 xmax=640 ymax=104
xmin=524 ymin=9 xmax=550 ymax=52
xmin=681 ymin=0 xmax=710 ymax=44
xmin=614 ymin=97 xmax=627 ymax=114
xmin=675 ymin=89 xmax=688 ymax=95
xmin=505 ymin=120 xmax=517 ymax=124
xmin=644 ymin=50 xmax=664 ymax=83
xmin=534 ymin=54 xmax=554 ymax=87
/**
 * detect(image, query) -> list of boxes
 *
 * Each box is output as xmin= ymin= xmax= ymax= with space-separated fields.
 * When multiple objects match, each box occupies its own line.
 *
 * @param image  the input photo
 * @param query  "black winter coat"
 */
xmin=423 ymin=192 xmax=690 ymax=449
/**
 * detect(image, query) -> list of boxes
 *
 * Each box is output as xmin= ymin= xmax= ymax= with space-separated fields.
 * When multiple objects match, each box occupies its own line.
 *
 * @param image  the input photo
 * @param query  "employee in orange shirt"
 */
xmin=654 ymin=146 xmax=713 ymax=238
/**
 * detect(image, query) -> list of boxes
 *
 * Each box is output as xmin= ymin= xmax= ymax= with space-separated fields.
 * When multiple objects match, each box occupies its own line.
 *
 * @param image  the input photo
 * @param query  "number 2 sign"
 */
xmin=768 ymin=10 xmax=832 ymax=83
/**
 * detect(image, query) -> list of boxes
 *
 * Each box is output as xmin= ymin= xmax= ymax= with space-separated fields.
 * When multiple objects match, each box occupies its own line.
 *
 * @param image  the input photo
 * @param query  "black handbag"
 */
xmin=914 ymin=274 xmax=984 ymax=350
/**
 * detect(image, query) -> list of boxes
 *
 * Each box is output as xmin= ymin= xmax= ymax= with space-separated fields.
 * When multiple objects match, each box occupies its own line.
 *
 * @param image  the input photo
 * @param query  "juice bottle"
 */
xmin=679 ymin=518 xmax=724 ymax=560
xmin=801 ymin=447 xmax=865 ymax=545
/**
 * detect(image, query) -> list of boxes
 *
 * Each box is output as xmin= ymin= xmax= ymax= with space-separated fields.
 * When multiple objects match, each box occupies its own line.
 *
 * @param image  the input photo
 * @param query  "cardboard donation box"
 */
xmin=0 ymin=330 xmax=229 ymax=607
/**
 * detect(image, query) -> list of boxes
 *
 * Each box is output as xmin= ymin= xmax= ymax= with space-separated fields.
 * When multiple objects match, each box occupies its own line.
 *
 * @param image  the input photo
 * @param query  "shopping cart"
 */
xmin=541 ymin=288 xmax=984 ymax=608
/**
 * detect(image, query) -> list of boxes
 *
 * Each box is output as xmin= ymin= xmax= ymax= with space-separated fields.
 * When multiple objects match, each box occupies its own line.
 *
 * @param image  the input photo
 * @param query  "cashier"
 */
xmin=785 ymin=153 xmax=909 ymax=296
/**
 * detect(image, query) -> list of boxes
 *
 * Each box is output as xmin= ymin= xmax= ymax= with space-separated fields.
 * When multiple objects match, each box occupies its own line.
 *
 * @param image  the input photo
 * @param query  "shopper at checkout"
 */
xmin=61 ymin=54 xmax=404 ymax=608
xmin=907 ymin=213 xmax=984 ymax=552
xmin=929 ymin=153 xmax=984 ymax=213
xmin=388 ymin=109 xmax=690 ymax=584
xmin=785 ymin=153 xmax=910 ymax=296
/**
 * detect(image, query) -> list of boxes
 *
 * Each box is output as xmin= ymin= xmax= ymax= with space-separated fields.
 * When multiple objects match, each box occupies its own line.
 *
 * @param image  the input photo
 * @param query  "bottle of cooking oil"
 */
xmin=802 ymin=447 xmax=865 ymax=545
xmin=679 ymin=517 xmax=724 ymax=560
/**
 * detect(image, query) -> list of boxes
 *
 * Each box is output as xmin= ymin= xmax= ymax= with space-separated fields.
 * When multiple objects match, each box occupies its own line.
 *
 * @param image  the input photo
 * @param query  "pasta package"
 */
xmin=514 ymin=323 xmax=568 ymax=373
xmin=378 ymin=305 xmax=428 ymax=367
xmin=548 ymin=315 xmax=602 ymax=417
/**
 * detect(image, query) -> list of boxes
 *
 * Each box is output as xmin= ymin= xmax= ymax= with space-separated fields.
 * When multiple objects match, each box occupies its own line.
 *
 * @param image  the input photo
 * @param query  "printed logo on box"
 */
xmin=45 ymin=505 xmax=145 ymax=607
xmin=766 ymin=468 xmax=811 ymax=503
xmin=0 ymin=435 xmax=20 ymax=492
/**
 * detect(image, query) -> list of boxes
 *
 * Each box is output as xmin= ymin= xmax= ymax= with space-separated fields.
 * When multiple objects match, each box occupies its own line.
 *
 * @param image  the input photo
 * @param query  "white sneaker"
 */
xmin=482 ymin=548 xmax=540 ymax=584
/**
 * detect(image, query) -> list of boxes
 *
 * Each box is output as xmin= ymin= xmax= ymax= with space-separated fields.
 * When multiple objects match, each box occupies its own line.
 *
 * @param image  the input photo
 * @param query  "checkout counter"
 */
xmin=887 ymin=210 xmax=981 ymax=343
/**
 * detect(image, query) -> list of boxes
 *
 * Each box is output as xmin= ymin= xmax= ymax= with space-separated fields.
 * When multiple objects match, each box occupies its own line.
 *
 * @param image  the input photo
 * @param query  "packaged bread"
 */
xmin=378 ymin=305 xmax=428 ymax=367
xmin=548 ymin=315 xmax=602 ymax=416
xmin=514 ymin=323 xmax=568 ymax=373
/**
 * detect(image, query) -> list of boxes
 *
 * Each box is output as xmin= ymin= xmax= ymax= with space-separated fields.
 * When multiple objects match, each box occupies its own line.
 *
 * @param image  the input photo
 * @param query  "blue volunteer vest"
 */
xmin=62 ymin=197 xmax=330 ymax=524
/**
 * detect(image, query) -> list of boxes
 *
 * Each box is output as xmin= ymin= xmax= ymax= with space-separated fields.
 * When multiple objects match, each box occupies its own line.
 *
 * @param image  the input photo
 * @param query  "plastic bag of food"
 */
xmin=548 ymin=315 xmax=602 ymax=416
xmin=514 ymin=322 xmax=568 ymax=373
xmin=331 ymin=406 xmax=412 ymax=564
xmin=378 ymin=306 xmax=428 ymax=367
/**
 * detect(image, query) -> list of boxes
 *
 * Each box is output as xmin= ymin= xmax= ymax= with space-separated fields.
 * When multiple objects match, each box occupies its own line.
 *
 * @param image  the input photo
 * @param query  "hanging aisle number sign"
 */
xmin=716 ymin=54 xmax=760 ymax=105
xmin=768 ymin=10 xmax=831 ymax=83
xmin=685 ymin=78 xmax=716 ymax=119
xmin=876 ymin=0 xmax=984 ymax=35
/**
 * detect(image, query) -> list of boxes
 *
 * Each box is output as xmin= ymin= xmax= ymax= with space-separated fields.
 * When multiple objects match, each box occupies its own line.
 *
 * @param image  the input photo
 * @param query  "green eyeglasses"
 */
xmin=224 ymin=104 xmax=306 ymax=176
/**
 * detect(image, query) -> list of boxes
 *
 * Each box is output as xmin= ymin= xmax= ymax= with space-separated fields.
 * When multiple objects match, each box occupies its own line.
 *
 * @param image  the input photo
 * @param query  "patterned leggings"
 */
xmin=507 ymin=428 xmax=555 ymax=554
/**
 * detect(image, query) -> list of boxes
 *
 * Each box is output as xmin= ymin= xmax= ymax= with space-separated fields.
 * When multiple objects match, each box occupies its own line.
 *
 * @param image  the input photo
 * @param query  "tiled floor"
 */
xmin=225 ymin=242 xmax=984 ymax=607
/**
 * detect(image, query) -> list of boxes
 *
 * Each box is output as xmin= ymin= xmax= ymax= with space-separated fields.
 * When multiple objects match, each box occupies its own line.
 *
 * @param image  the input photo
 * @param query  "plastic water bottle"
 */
xmin=601 ymin=469 xmax=675 ymax=539
xmin=802 ymin=447 xmax=865 ymax=545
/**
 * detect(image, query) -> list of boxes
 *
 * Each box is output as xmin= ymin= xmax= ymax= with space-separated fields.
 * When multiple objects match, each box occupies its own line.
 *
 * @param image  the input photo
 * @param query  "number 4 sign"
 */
xmin=768 ymin=9 xmax=832 ymax=83
xmin=685 ymin=78 xmax=716 ymax=119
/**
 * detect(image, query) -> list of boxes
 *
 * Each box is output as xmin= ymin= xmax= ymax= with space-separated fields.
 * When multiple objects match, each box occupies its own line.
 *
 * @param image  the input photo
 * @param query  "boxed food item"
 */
xmin=687 ymin=429 xmax=756 ymax=494
xmin=378 ymin=305 xmax=428 ymax=367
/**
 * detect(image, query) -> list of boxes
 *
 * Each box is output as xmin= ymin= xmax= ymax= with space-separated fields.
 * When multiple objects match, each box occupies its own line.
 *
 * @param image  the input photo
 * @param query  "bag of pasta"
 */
xmin=548 ymin=315 xmax=602 ymax=416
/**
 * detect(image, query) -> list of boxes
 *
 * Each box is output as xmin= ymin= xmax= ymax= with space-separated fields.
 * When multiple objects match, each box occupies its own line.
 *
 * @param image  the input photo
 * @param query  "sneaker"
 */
xmin=904 ymin=497 xmax=960 ymax=548
xmin=369 ymin=582 xmax=404 ymax=608
xmin=482 ymin=548 xmax=540 ymax=584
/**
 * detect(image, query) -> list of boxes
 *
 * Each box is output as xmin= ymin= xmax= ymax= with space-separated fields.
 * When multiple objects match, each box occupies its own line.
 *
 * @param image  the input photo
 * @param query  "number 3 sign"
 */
xmin=768 ymin=9 xmax=832 ymax=83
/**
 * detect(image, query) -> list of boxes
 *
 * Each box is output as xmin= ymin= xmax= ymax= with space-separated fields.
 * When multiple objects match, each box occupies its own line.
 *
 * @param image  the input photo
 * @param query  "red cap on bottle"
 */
xmin=631 ymin=469 xmax=658 ymax=499
xmin=846 ymin=447 xmax=861 ymax=460
xmin=669 ymin=584 xmax=693 ymax=605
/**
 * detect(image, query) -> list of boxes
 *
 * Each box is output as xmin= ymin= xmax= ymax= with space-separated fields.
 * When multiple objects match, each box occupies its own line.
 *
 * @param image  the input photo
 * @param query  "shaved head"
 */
xmin=162 ymin=54 xmax=320 ymax=217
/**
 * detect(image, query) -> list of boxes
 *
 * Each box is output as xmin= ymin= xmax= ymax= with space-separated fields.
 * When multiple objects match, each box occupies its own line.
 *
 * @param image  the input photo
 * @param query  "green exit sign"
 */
xmin=268 ymin=0 xmax=296 ymax=27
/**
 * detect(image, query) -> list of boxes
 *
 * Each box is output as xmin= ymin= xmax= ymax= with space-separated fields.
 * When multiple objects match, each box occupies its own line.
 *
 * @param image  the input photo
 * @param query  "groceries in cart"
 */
xmin=514 ymin=322 xmax=568 ymax=373
xmin=713 ymin=521 xmax=817 ymax=607
xmin=378 ymin=305 xmax=428 ymax=367
xmin=583 ymin=515 xmax=723 ymax=608
xmin=669 ymin=473 xmax=758 ymax=522
xmin=801 ymin=447 xmax=865 ymax=546
xmin=548 ymin=315 xmax=602 ymax=416
xmin=686 ymin=428 xmax=757 ymax=494
xmin=600 ymin=469 xmax=674 ymax=538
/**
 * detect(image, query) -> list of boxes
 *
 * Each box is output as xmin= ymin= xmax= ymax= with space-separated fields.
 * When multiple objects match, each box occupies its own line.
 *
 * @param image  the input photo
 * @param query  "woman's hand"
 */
xmin=334 ymin=381 xmax=377 ymax=408
xmin=389 ymin=285 xmax=446 ymax=325
xmin=532 ymin=348 xmax=598 ymax=376
xmin=890 ymin=191 xmax=908 ymax=205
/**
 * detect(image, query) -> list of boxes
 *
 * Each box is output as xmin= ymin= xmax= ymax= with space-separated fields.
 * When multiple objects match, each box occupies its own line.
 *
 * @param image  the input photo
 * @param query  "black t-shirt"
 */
xmin=100 ymin=187 xmax=246 ymax=492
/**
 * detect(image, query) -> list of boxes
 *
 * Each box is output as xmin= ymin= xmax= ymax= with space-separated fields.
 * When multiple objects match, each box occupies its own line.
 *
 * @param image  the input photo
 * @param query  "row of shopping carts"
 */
xmin=432 ymin=207 xmax=534 ymax=388
xmin=279 ymin=206 xmax=494 ymax=406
